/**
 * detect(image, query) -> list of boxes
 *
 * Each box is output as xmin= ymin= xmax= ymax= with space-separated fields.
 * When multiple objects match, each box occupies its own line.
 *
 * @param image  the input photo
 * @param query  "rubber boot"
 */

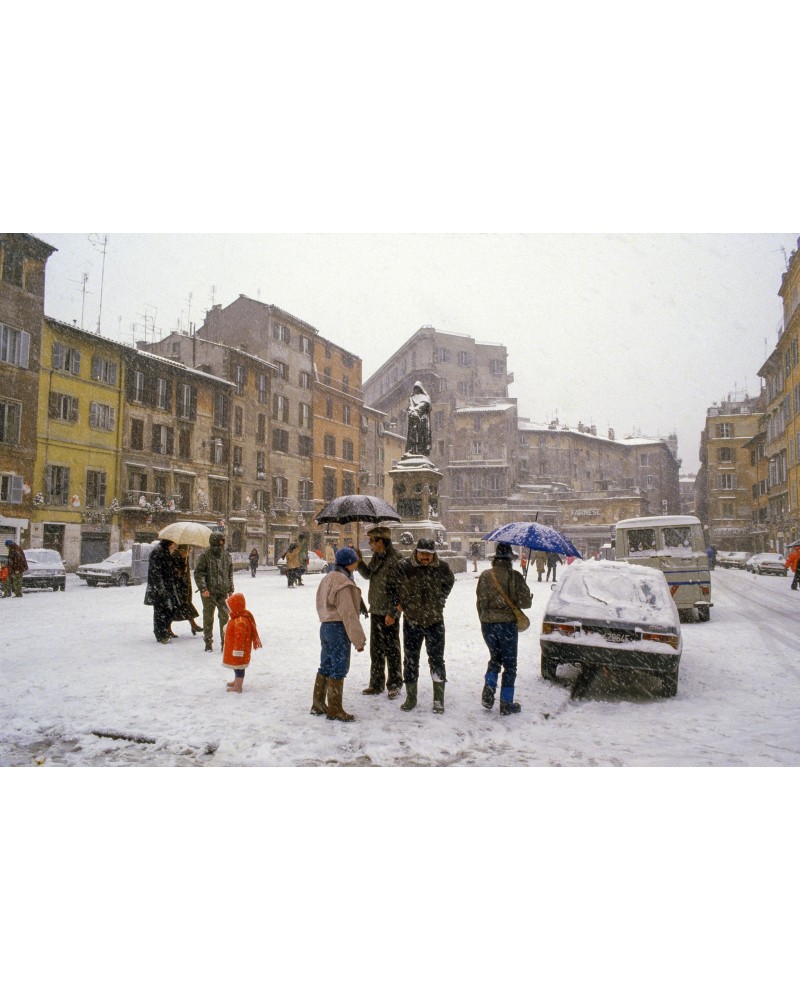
xmin=227 ymin=676 xmax=244 ymax=694
xmin=499 ymin=688 xmax=521 ymax=715
xmin=432 ymin=681 xmax=445 ymax=714
xmin=326 ymin=677 xmax=355 ymax=722
xmin=400 ymin=682 xmax=418 ymax=712
xmin=310 ymin=672 xmax=328 ymax=716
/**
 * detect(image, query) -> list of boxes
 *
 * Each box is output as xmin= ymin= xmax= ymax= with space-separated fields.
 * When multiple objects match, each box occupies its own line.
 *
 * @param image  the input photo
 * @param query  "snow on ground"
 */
xmin=2 ymin=560 xmax=800 ymax=766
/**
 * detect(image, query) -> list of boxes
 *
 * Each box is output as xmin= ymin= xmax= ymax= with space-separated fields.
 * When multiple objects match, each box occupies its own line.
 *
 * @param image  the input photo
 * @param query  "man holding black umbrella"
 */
xmin=356 ymin=526 xmax=403 ymax=698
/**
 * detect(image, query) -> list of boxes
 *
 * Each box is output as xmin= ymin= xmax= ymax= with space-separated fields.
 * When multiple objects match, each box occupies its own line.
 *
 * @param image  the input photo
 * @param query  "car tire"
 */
xmin=541 ymin=652 xmax=558 ymax=681
xmin=87 ymin=579 xmax=98 ymax=587
xmin=116 ymin=573 xmax=129 ymax=587
xmin=52 ymin=582 xmax=60 ymax=592
xmin=697 ymin=606 xmax=710 ymax=623
xmin=661 ymin=667 xmax=679 ymax=698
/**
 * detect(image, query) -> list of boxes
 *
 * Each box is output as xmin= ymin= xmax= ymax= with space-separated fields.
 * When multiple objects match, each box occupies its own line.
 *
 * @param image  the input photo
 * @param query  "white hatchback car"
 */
xmin=77 ymin=549 xmax=135 ymax=586
xmin=540 ymin=559 xmax=683 ymax=697
xmin=22 ymin=548 xmax=67 ymax=591
xmin=747 ymin=552 xmax=788 ymax=576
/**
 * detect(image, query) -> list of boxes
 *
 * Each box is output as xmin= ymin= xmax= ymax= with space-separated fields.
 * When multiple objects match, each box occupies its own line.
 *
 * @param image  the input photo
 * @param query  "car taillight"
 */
xmin=542 ymin=622 xmax=579 ymax=636
xmin=642 ymin=632 xmax=679 ymax=649
xmin=701 ymin=586 xmax=710 ymax=595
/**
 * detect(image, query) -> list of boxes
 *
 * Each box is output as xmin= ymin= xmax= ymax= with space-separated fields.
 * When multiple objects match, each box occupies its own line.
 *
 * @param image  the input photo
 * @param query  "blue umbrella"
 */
xmin=483 ymin=522 xmax=582 ymax=559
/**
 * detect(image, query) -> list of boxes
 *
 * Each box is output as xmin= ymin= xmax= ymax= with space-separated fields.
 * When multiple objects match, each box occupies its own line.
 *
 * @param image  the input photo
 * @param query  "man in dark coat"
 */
xmin=546 ymin=551 xmax=563 ymax=582
xmin=393 ymin=537 xmax=455 ymax=714
xmin=144 ymin=539 xmax=180 ymax=643
xmin=356 ymin=525 xmax=402 ymax=698
xmin=4 ymin=539 xmax=28 ymax=598
xmin=476 ymin=542 xmax=533 ymax=715
xmin=194 ymin=533 xmax=234 ymax=651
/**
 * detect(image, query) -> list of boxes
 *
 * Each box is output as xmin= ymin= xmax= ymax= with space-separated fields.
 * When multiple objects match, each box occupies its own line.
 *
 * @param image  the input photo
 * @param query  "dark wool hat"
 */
xmin=415 ymin=538 xmax=436 ymax=552
xmin=494 ymin=542 xmax=515 ymax=560
xmin=335 ymin=546 xmax=359 ymax=567
xmin=4 ymin=539 xmax=12 ymax=546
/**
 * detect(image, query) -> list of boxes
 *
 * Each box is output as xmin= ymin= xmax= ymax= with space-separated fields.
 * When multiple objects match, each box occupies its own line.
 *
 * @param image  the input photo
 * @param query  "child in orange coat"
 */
xmin=222 ymin=592 xmax=262 ymax=693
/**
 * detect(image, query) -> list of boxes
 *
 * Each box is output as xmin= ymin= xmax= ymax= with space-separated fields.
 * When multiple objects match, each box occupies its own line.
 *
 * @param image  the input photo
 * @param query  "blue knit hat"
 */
xmin=335 ymin=546 xmax=359 ymax=567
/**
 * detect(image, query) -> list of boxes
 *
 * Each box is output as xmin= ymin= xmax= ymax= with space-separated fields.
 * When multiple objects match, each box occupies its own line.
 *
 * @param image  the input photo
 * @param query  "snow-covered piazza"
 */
xmin=2 ymin=560 xmax=799 ymax=767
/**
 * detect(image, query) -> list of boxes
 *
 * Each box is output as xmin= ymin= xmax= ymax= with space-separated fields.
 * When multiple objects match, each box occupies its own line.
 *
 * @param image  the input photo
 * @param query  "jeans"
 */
xmin=481 ymin=621 xmax=519 ymax=702
xmin=319 ymin=621 xmax=352 ymax=680
xmin=403 ymin=619 xmax=446 ymax=685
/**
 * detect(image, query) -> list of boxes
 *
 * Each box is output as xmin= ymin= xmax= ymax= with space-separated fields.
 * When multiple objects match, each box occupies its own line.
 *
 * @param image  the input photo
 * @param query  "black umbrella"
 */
xmin=315 ymin=494 xmax=401 ymax=548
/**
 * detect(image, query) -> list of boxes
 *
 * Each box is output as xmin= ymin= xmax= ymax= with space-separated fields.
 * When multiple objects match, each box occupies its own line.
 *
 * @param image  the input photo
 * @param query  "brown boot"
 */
xmin=227 ymin=676 xmax=244 ymax=693
xmin=310 ymin=672 xmax=328 ymax=715
xmin=325 ymin=677 xmax=355 ymax=722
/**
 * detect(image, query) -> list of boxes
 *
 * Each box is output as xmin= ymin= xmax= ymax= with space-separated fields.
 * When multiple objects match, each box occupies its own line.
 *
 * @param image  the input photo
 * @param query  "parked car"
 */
xmin=277 ymin=551 xmax=327 ymax=575
xmin=77 ymin=549 xmax=135 ymax=586
xmin=718 ymin=550 xmax=751 ymax=569
xmin=540 ymin=560 xmax=683 ymax=697
xmin=747 ymin=552 xmax=788 ymax=577
xmin=21 ymin=548 xmax=67 ymax=591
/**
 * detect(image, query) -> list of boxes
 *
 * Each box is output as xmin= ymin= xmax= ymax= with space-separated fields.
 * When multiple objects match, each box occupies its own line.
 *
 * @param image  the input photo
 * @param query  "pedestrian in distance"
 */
xmin=222 ymin=592 xmax=262 ymax=693
xmin=144 ymin=539 xmax=182 ymax=643
xmin=194 ymin=532 xmax=234 ymax=652
xmin=534 ymin=550 xmax=547 ymax=582
xmin=546 ymin=551 xmax=563 ymax=583
xmin=3 ymin=539 xmax=27 ymax=598
xmin=170 ymin=544 xmax=203 ymax=636
xmin=393 ymin=537 xmax=455 ymax=714
xmin=310 ymin=547 xmax=366 ymax=722
xmin=324 ymin=541 xmax=336 ymax=574
xmin=248 ymin=547 xmax=260 ymax=578
xmin=785 ymin=543 xmax=800 ymax=590
xmin=706 ymin=544 xmax=716 ymax=570
xmin=476 ymin=542 xmax=533 ymax=715
xmin=297 ymin=533 xmax=309 ymax=585
xmin=355 ymin=525 xmax=403 ymax=698
xmin=470 ymin=541 xmax=480 ymax=573
xmin=282 ymin=542 xmax=301 ymax=587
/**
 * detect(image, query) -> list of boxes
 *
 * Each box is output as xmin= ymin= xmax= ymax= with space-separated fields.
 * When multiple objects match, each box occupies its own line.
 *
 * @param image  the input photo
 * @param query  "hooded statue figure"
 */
xmin=405 ymin=381 xmax=432 ymax=456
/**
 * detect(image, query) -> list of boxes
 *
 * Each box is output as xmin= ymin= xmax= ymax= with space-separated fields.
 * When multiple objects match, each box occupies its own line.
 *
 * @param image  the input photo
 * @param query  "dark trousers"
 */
xmin=368 ymin=614 xmax=402 ymax=691
xmin=481 ymin=621 xmax=519 ymax=702
xmin=319 ymin=621 xmax=351 ymax=679
xmin=153 ymin=602 xmax=173 ymax=641
xmin=202 ymin=592 xmax=229 ymax=642
xmin=546 ymin=566 xmax=557 ymax=582
xmin=403 ymin=619 xmax=446 ymax=685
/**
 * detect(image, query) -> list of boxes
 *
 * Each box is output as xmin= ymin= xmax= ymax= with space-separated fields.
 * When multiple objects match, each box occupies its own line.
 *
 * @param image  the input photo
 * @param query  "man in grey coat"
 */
xmin=194 ymin=532 xmax=234 ymax=651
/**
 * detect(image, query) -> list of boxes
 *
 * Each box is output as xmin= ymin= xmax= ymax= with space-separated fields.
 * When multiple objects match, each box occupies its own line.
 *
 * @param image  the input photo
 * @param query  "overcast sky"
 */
xmin=35 ymin=232 xmax=798 ymax=475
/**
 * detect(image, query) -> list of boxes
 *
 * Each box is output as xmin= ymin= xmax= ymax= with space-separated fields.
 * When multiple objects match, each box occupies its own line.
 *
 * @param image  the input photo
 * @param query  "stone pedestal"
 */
xmin=384 ymin=453 xmax=466 ymax=573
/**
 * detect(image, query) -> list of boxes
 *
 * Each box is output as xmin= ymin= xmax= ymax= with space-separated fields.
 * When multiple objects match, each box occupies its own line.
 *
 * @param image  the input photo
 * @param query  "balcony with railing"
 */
xmin=447 ymin=444 xmax=508 ymax=467
xmin=121 ymin=490 xmax=184 ymax=512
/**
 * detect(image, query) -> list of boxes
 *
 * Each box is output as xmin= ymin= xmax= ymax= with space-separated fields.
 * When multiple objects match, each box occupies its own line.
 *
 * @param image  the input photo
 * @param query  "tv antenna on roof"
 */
xmin=69 ymin=271 xmax=90 ymax=328
xmin=88 ymin=234 xmax=108 ymax=335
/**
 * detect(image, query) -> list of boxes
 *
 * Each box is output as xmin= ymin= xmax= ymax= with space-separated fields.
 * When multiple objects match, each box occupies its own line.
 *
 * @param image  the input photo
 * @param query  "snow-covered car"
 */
xmin=21 ymin=548 xmax=67 ymax=592
xmin=77 ymin=549 xmax=135 ymax=586
xmin=540 ymin=560 xmax=683 ymax=697
xmin=747 ymin=552 xmax=788 ymax=577
xmin=277 ymin=551 xmax=327 ymax=575
xmin=718 ymin=550 xmax=751 ymax=569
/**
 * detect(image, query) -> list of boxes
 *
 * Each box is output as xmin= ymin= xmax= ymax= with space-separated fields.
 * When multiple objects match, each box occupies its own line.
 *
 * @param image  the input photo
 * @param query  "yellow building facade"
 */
xmin=32 ymin=319 xmax=125 ymax=567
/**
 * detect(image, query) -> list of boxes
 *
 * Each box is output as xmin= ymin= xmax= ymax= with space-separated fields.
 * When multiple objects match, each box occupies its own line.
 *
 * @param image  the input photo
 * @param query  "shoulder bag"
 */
xmin=489 ymin=568 xmax=530 ymax=632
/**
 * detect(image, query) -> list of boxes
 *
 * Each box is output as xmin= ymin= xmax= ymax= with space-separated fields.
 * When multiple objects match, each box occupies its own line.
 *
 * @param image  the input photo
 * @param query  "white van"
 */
xmin=613 ymin=515 xmax=712 ymax=622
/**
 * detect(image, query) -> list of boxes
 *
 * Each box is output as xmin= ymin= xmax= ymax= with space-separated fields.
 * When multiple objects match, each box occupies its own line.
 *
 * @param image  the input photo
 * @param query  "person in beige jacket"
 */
xmin=310 ymin=547 xmax=366 ymax=721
